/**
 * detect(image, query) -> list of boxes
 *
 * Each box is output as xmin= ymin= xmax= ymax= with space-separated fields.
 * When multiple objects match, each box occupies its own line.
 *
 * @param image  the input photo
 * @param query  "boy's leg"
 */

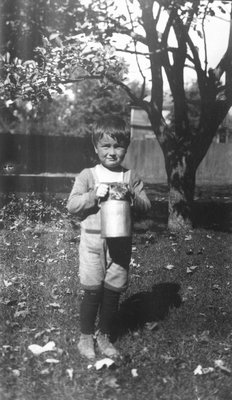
xmin=78 ymin=231 xmax=105 ymax=360
xmin=97 ymin=287 xmax=121 ymax=358
xmin=96 ymin=238 xmax=131 ymax=358
xmin=80 ymin=289 xmax=102 ymax=334
xmin=78 ymin=289 xmax=102 ymax=360
xmin=98 ymin=288 xmax=120 ymax=334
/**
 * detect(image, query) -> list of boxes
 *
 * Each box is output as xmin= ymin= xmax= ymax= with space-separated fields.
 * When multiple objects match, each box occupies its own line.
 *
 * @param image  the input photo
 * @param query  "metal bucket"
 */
xmin=100 ymin=183 xmax=132 ymax=238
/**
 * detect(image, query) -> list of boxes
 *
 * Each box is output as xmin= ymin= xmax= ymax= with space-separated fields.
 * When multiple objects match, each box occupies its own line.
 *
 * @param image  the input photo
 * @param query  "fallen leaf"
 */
xmin=166 ymin=264 xmax=175 ymax=270
xmin=161 ymin=354 xmax=175 ymax=362
xmin=186 ymin=265 xmax=198 ymax=274
xmin=3 ymin=280 xmax=12 ymax=287
xmin=28 ymin=344 xmax=45 ymax=356
xmin=131 ymin=368 xmax=139 ymax=378
xmin=66 ymin=368 xmax=74 ymax=380
xmin=95 ymin=358 xmax=115 ymax=370
xmin=14 ymin=309 xmax=29 ymax=318
xmin=47 ymin=303 xmax=61 ymax=309
xmin=212 ymin=284 xmax=220 ymax=291
xmin=130 ymin=258 xmax=138 ymax=268
xmin=145 ymin=322 xmax=159 ymax=331
xmin=47 ymin=258 xmax=55 ymax=264
xmin=45 ymin=358 xmax=59 ymax=364
xmin=58 ymin=249 xmax=65 ymax=255
xmin=2 ymin=345 xmax=12 ymax=351
xmin=34 ymin=330 xmax=46 ymax=339
xmin=12 ymin=369 xmax=20 ymax=377
xmin=185 ymin=235 xmax=192 ymax=241
xmin=17 ymin=301 xmax=27 ymax=309
xmin=28 ymin=341 xmax=56 ymax=356
xmin=40 ymin=368 xmax=50 ymax=376
xmin=194 ymin=364 xmax=214 ymax=375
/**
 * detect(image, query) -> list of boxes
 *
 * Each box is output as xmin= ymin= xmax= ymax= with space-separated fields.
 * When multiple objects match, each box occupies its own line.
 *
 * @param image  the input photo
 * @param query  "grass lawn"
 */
xmin=0 ymin=190 xmax=232 ymax=400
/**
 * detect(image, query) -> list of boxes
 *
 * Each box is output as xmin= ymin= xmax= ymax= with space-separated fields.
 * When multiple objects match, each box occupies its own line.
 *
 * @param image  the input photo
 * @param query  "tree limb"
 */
xmin=105 ymin=73 xmax=148 ymax=109
xmin=115 ymin=47 xmax=152 ymax=56
xmin=125 ymin=0 xmax=146 ymax=84
xmin=212 ymin=2 xmax=232 ymax=81
xmin=202 ymin=1 xmax=210 ymax=73
xmin=174 ymin=13 xmax=205 ymax=96
xmin=105 ymin=16 xmax=147 ymax=44
xmin=184 ymin=0 xmax=201 ymax=32
xmin=138 ymin=0 xmax=163 ymax=116
xmin=59 ymin=75 xmax=103 ymax=84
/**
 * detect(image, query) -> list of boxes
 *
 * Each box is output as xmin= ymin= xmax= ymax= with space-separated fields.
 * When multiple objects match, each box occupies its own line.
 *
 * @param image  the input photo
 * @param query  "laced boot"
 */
xmin=77 ymin=334 xmax=95 ymax=360
xmin=96 ymin=332 xmax=120 ymax=358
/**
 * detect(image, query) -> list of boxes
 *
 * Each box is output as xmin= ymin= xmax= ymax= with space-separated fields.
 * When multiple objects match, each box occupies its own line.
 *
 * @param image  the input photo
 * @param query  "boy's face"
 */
xmin=94 ymin=133 xmax=128 ymax=171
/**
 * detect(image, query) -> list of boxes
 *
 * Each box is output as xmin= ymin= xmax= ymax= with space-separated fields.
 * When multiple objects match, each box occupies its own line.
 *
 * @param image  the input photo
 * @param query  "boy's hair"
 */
xmin=92 ymin=116 xmax=130 ymax=147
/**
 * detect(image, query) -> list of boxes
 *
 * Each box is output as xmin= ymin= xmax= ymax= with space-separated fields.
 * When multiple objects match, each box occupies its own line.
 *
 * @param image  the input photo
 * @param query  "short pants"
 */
xmin=79 ymin=229 xmax=132 ymax=292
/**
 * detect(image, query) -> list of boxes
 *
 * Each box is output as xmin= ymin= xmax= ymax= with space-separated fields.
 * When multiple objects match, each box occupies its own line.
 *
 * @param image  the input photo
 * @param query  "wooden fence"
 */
xmin=0 ymin=133 xmax=232 ymax=194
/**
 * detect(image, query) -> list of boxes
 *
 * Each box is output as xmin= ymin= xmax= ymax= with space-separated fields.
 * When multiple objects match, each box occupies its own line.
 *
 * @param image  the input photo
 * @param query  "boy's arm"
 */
xmin=67 ymin=169 xmax=98 ymax=216
xmin=130 ymin=172 xmax=151 ymax=214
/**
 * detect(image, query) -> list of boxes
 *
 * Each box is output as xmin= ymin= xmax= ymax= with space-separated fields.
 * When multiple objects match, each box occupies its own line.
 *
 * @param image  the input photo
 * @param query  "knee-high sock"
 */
xmin=98 ymin=288 xmax=120 ymax=335
xmin=80 ymin=289 xmax=102 ymax=334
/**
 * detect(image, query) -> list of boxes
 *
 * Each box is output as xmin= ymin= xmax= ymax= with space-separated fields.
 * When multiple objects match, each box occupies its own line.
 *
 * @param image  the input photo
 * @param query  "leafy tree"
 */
xmin=0 ymin=0 xmax=83 ymax=59
xmin=1 ymin=0 xmax=232 ymax=231
xmin=7 ymin=80 xmax=131 ymax=136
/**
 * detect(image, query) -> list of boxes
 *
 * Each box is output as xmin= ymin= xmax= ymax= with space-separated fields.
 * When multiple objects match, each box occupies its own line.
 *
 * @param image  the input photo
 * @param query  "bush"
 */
xmin=2 ymin=193 xmax=67 ymax=223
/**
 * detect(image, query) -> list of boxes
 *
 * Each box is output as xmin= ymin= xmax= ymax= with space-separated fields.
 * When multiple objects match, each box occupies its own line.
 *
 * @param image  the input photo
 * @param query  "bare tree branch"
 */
xmin=162 ymin=6 xmax=175 ymax=46
xmin=105 ymin=73 xmax=148 ymax=108
xmin=184 ymin=0 xmax=201 ymax=32
xmin=173 ymin=13 xmax=205 ymax=96
xmin=202 ymin=1 xmax=210 ymax=73
xmin=125 ymin=0 xmax=146 ymax=86
xmin=115 ymin=47 xmax=152 ymax=56
xmin=137 ymin=0 xmax=163 ymax=117
xmin=59 ymin=75 xmax=103 ymax=84
xmin=213 ymin=2 xmax=232 ymax=82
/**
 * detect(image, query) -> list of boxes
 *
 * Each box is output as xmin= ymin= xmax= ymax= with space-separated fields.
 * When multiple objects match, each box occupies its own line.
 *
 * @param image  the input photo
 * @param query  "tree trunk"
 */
xmin=165 ymin=153 xmax=196 ymax=232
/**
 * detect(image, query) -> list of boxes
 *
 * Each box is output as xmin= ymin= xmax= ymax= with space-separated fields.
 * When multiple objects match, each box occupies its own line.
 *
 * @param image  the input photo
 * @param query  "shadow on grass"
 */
xmin=112 ymin=282 xmax=182 ymax=340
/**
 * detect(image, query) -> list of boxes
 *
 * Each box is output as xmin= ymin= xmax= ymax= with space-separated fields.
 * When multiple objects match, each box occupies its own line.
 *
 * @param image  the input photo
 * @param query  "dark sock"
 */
xmin=80 ymin=289 xmax=102 ymax=334
xmin=98 ymin=288 xmax=120 ymax=335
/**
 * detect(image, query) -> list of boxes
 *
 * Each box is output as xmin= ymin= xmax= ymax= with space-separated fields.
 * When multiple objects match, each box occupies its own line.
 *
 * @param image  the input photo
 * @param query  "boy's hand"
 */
xmin=95 ymin=184 xmax=109 ymax=199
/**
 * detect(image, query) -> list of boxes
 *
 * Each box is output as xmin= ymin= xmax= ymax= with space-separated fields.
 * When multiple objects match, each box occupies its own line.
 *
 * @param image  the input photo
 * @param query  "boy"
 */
xmin=67 ymin=116 xmax=151 ymax=360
